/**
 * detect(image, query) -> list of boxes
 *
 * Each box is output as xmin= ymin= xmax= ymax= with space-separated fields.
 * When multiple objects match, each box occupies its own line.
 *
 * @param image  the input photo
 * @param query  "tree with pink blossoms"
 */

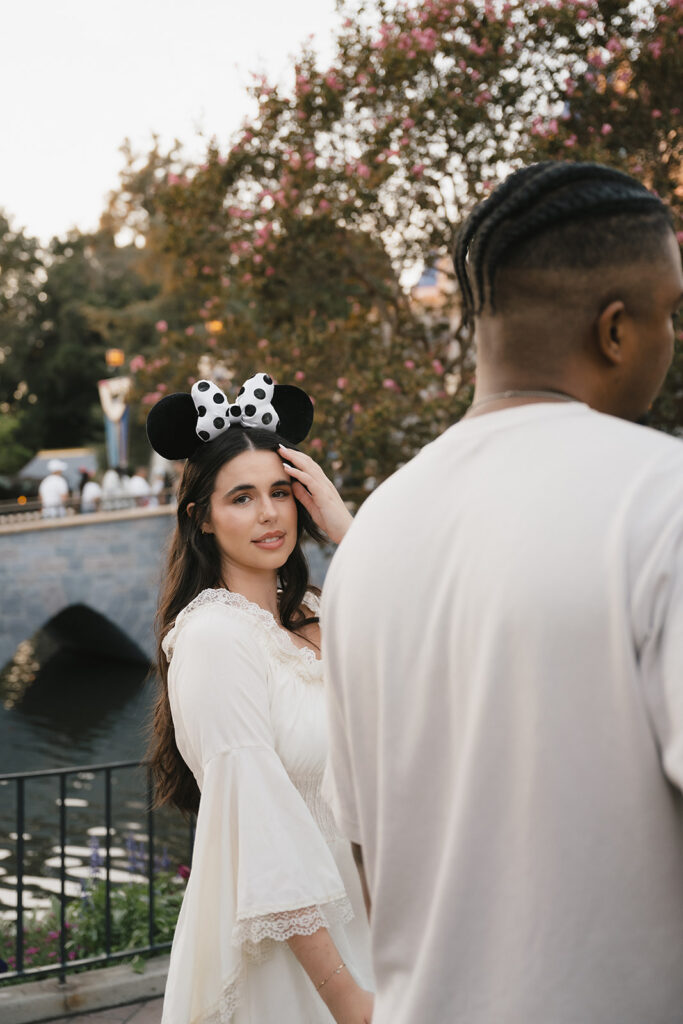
xmin=128 ymin=0 xmax=681 ymax=493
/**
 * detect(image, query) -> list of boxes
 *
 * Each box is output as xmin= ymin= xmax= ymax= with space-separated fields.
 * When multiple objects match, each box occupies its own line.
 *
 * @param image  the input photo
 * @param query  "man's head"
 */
xmin=453 ymin=161 xmax=683 ymax=420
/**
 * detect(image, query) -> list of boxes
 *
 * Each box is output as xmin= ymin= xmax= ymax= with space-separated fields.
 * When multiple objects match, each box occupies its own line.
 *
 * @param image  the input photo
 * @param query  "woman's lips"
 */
xmin=252 ymin=532 xmax=285 ymax=549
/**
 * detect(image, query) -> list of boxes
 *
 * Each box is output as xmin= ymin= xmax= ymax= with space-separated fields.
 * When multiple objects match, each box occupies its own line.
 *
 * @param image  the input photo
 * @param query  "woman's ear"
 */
xmin=187 ymin=502 xmax=213 ymax=535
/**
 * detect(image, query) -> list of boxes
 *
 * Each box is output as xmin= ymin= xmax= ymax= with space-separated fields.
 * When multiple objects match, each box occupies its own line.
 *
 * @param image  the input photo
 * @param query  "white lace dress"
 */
xmin=160 ymin=589 xmax=373 ymax=1024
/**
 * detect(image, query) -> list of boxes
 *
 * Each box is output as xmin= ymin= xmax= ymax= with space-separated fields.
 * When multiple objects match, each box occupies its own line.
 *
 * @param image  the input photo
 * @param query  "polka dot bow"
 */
xmin=191 ymin=373 xmax=278 ymax=442
xmin=145 ymin=371 xmax=313 ymax=460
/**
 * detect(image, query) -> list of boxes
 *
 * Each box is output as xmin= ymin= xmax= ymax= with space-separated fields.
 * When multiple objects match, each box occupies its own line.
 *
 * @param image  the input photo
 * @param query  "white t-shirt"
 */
xmin=127 ymin=474 xmax=151 ymax=504
xmin=80 ymin=480 xmax=102 ymax=513
xmin=322 ymin=402 xmax=683 ymax=1024
xmin=38 ymin=472 xmax=69 ymax=516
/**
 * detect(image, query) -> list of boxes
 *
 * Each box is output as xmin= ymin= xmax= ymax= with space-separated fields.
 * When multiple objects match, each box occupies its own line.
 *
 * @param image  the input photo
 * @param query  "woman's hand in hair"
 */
xmin=278 ymin=444 xmax=353 ymax=545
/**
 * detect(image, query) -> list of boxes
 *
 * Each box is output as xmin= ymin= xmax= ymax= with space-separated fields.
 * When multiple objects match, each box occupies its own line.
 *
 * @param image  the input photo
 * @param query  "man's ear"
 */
xmin=596 ymin=299 xmax=626 ymax=366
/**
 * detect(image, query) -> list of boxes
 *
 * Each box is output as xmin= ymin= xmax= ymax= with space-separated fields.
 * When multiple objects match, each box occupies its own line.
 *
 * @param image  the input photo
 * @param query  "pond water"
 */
xmin=0 ymin=648 xmax=191 ymax=921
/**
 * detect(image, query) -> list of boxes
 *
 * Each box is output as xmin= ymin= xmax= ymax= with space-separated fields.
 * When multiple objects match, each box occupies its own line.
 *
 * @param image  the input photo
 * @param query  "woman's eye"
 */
xmin=233 ymin=494 xmax=251 ymax=505
xmin=272 ymin=489 xmax=291 ymax=499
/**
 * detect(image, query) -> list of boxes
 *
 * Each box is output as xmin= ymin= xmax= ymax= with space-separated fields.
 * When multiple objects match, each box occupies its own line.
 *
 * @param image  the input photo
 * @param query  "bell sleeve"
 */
xmin=163 ymin=602 xmax=352 ymax=1022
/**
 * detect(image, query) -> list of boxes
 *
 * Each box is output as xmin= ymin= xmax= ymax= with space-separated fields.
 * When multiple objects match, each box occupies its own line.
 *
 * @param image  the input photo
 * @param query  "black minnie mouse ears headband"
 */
xmin=146 ymin=372 xmax=314 ymax=460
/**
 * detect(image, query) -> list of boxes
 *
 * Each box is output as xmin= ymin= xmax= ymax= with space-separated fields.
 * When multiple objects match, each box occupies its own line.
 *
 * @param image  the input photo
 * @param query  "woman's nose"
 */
xmin=259 ymin=497 xmax=276 ymax=521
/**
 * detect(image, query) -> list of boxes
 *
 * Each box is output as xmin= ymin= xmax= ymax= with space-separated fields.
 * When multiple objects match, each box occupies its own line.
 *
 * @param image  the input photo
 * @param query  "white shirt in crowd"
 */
xmin=80 ymin=480 xmax=102 ymax=513
xmin=126 ymin=473 xmax=152 ymax=504
xmin=322 ymin=402 xmax=683 ymax=1024
xmin=38 ymin=472 xmax=69 ymax=517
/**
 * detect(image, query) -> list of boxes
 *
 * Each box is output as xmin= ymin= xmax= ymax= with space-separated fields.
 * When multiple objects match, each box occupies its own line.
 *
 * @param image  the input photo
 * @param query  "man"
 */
xmin=38 ymin=458 xmax=69 ymax=517
xmin=322 ymin=162 xmax=683 ymax=1023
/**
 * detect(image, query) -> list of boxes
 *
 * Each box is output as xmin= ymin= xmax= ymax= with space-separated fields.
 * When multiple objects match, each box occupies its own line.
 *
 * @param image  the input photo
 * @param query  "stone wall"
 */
xmin=1 ymin=507 xmax=334 ymax=670
xmin=0 ymin=508 xmax=176 ymax=670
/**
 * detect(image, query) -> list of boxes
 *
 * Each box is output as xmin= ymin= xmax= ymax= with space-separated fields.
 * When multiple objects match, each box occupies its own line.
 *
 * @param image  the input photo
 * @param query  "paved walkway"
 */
xmin=42 ymin=997 xmax=162 ymax=1024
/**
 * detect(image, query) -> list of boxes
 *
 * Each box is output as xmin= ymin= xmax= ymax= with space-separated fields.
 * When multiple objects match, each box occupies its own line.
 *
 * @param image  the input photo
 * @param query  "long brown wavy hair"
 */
xmin=148 ymin=426 xmax=325 ymax=816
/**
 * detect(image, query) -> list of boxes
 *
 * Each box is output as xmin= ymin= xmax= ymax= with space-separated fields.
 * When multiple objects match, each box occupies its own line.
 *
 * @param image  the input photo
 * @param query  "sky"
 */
xmin=2 ymin=0 xmax=339 ymax=243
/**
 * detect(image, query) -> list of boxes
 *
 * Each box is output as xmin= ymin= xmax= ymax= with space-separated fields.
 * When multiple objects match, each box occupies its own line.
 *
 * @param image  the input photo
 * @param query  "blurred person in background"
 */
xmin=39 ymin=459 xmax=69 ymax=518
xmin=79 ymin=468 xmax=102 ymax=514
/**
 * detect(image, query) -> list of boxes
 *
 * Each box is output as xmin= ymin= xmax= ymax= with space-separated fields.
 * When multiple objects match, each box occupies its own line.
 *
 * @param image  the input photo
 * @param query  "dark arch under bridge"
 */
xmin=0 ymin=506 xmax=176 ymax=672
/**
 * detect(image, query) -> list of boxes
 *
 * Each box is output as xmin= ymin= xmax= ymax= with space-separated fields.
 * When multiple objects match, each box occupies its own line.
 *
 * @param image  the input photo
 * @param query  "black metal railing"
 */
xmin=0 ymin=761 xmax=194 ymax=985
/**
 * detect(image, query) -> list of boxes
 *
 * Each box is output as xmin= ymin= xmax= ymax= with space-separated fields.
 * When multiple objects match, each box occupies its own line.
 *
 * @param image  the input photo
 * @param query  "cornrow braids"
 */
xmin=453 ymin=162 xmax=671 ymax=324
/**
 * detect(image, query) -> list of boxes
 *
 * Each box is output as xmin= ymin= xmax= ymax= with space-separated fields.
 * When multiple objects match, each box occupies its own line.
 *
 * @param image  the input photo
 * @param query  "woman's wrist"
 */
xmin=327 ymin=508 xmax=354 ymax=545
xmin=316 ymin=963 xmax=358 ymax=1014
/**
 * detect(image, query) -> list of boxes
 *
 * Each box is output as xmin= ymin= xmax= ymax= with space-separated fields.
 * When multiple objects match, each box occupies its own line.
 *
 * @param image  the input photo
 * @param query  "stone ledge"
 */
xmin=0 ymin=506 xmax=174 ymax=537
xmin=0 ymin=956 xmax=169 ymax=1024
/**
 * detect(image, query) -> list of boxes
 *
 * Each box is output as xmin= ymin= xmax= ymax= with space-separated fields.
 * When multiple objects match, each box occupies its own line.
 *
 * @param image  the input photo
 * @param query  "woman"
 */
xmin=146 ymin=374 xmax=373 ymax=1024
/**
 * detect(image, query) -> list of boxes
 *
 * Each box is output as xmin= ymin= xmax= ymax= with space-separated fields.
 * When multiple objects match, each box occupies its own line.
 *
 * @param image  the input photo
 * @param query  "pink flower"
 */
xmin=606 ymin=36 xmax=621 ymax=53
xmin=242 ymin=273 xmax=253 ymax=283
xmin=336 ymin=377 xmax=347 ymax=389
xmin=129 ymin=355 xmax=146 ymax=373
xmin=352 ymin=402 xmax=363 ymax=414
xmin=202 ymin=266 xmax=213 ymax=275
xmin=185 ymin=326 xmax=195 ymax=336
xmin=432 ymin=359 xmax=444 ymax=375
xmin=265 ymin=267 xmax=276 ymax=276
xmin=167 ymin=173 xmax=181 ymax=186
xmin=648 ymin=40 xmax=664 ymax=59
xmin=142 ymin=391 xmax=163 ymax=405
xmin=155 ymin=320 xmax=168 ymax=332
xmin=404 ymin=359 xmax=415 ymax=369
xmin=587 ymin=51 xmax=605 ymax=69
xmin=177 ymin=865 xmax=191 ymax=880
xmin=310 ymin=438 xmax=323 ymax=450
xmin=564 ymin=134 xmax=578 ymax=148
xmin=676 ymin=231 xmax=683 ymax=245
xmin=382 ymin=378 xmax=397 ymax=390
xmin=411 ymin=164 xmax=425 ymax=178
xmin=47 ymin=931 xmax=60 ymax=941
xmin=601 ymin=123 xmax=613 ymax=135
xmin=402 ymin=117 xmax=415 ymax=130
xmin=651 ymin=109 xmax=663 ymax=119
xmin=319 ymin=198 xmax=331 ymax=212
xmin=356 ymin=163 xmax=371 ymax=179
xmin=257 ymin=338 xmax=269 ymax=349
xmin=207 ymin=337 xmax=217 ymax=348
xmin=295 ymin=370 xmax=306 ymax=382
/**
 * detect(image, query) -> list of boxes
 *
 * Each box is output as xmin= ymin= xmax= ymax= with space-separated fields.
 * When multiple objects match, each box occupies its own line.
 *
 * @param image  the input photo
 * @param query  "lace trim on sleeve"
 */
xmin=233 ymin=895 xmax=354 ymax=962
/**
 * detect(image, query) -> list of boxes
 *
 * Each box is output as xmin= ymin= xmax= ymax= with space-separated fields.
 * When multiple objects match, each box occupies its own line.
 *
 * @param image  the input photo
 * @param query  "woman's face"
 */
xmin=202 ymin=448 xmax=298 ymax=577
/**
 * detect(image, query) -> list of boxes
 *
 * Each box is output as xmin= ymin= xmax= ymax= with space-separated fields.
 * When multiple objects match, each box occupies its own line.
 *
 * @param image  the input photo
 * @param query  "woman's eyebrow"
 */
xmin=226 ymin=483 xmax=255 ymax=496
xmin=225 ymin=479 xmax=291 ymax=497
